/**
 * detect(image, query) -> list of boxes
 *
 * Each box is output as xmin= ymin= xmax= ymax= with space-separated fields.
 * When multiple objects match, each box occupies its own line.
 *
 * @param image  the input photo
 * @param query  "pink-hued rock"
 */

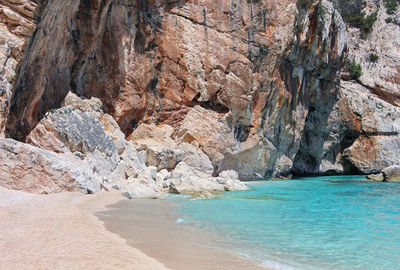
xmin=0 ymin=0 xmax=38 ymax=135
xmin=3 ymin=0 xmax=347 ymax=179
xmin=0 ymin=138 xmax=102 ymax=194
xmin=3 ymin=0 xmax=399 ymax=181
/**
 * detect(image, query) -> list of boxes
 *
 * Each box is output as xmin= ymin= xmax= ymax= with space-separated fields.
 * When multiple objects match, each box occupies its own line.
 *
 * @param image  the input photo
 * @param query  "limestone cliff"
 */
xmin=0 ymin=0 xmax=39 ymax=134
xmin=0 ymin=0 xmax=399 ymax=183
xmin=293 ymin=0 xmax=400 ymax=175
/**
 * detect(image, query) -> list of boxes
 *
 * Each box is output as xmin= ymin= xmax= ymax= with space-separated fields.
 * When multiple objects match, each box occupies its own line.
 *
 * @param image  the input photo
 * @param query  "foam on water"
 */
xmin=176 ymin=218 xmax=185 ymax=224
xmin=259 ymin=259 xmax=301 ymax=270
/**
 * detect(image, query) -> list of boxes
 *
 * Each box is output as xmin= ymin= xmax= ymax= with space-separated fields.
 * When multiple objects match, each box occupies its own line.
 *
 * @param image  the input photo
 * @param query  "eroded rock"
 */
xmin=383 ymin=166 xmax=400 ymax=182
xmin=26 ymin=106 xmax=120 ymax=179
xmin=366 ymin=173 xmax=384 ymax=182
xmin=0 ymin=0 xmax=38 ymax=135
xmin=0 ymin=138 xmax=102 ymax=194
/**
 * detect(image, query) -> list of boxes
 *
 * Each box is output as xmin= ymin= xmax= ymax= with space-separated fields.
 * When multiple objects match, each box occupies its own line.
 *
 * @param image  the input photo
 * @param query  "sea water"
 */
xmin=173 ymin=176 xmax=400 ymax=270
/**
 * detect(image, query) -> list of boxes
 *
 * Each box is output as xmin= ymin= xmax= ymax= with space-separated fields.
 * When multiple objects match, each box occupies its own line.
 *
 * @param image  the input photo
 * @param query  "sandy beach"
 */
xmin=0 ymin=186 xmax=267 ymax=270
xmin=0 ymin=187 xmax=169 ymax=270
xmin=98 ymin=198 xmax=267 ymax=270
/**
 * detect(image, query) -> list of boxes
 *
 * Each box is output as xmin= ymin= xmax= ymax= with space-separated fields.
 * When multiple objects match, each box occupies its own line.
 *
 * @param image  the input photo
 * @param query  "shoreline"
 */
xmin=0 ymin=187 xmax=169 ymax=270
xmin=97 ymin=197 xmax=269 ymax=270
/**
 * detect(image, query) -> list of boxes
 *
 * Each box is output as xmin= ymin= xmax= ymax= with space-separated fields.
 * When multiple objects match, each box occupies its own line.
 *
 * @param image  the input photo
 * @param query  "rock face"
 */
xmin=5 ymin=0 xmax=297 ymax=142
xmin=4 ymin=0 xmax=349 ymax=179
xmin=0 ymin=0 xmax=399 ymax=186
xmin=382 ymin=166 xmax=400 ymax=182
xmin=0 ymin=138 xmax=102 ymax=194
xmin=0 ymin=0 xmax=38 ymax=135
xmin=293 ymin=0 xmax=400 ymax=175
xmin=26 ymin=106 xmax=120 ymax=178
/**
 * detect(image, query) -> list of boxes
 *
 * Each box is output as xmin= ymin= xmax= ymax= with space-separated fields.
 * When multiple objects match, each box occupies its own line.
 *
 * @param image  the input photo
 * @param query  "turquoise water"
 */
xmin=174 ymin=176 xmax=400 ymax=270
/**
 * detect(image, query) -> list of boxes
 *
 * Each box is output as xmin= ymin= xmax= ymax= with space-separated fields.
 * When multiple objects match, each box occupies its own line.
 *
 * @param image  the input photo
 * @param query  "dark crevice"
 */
xmin=340 ymin=129 xmax=360 ymax=150
xmin=234 ymin=123 xmax=252 ymax=142
xmin=190 ymin=91 xmax=230 ymax=114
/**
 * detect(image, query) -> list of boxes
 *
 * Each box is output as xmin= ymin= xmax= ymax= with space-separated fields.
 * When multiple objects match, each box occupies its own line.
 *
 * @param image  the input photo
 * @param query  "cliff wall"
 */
xmin=0 ymin=0 xmax=399 ymax=183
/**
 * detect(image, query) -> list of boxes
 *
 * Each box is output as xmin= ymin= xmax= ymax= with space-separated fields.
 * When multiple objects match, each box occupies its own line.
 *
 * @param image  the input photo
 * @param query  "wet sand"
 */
xmin=98 ymin=198 xmax=268 ymax=270
xmin=0 ymin=187 xmax=169 ymax=270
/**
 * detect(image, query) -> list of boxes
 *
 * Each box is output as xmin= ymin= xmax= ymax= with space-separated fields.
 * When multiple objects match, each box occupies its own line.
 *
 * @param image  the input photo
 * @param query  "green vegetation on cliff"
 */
xmin=346 ymin=11 xmax=378 ymax=39
xmin=385 ymin=0 xmax=400 ymax=15
xmin=349 ymin=60 xmax=362 ymax=80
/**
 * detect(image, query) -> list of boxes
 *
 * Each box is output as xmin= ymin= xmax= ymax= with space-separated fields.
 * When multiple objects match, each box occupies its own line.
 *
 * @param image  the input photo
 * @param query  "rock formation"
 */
xmin=3 ymin=0 xmax=349 ymax=178
xmin=0 ymin=0 xmax=38 ymax=134
xmin=0 ymin=0 xmax=399 ymax=195
xmin=1 ymin=92 xmax=248 ymax=196
xmin=0 ymin=138 xmax=102 ymax=193
xmin=293 ymin=0 xmax=400 ymax=175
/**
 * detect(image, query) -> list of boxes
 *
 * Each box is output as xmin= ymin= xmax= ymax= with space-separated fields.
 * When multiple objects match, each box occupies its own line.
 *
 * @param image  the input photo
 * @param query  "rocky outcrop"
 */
xmin=5 ymin=92 xmax=246 ymax=197
xmin=293 ymin=0 xmax=400 ymax=176
xmin=0 ymin=138 xmax=102 ymax=194
xmin=0 ymin=0 xmax=398 ymax=185
xmin=382 ymin=165 xmax=400 ymax=182
xmin=3 ymin=0 xmax=347 ymax=179
xmin=131 ymin=122 xmax=214 ymax=174
xmin=26 ymin=106 xmax=121 ymax=178
xmin=0 ymin=0 xmax=38 ymax=135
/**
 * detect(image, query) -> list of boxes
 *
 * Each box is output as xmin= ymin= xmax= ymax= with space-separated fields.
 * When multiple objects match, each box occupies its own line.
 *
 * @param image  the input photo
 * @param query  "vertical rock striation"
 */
xmin=0 ymin=0 xmax=38 ymax=135
xmin=259 ymin=0 xmax=348 ymax=177
xmin=4 ymin=0 xmax=399 ymax=179
xmin=4 ymin=0 xmax=349 ymax=179
xmin=293 ymin=0 xmax=400 ymax=175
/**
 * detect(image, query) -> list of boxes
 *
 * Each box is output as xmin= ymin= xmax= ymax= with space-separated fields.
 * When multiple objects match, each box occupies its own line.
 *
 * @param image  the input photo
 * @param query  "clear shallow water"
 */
xmin=173 ymin=176 xmax=400 ymax=270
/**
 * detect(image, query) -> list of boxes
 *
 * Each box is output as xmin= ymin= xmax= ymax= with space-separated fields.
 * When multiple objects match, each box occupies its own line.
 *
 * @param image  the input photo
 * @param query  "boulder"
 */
xmin=168 ymin=162 xmax=247 ymax=194
xmin=135 ymin=166 xmax=158 ymax=190
xmin=119 ymin=140 xmax=146 ymax=178
xmin=171 ymin=162 xmax=208 ymax=179
xmin=146 ymin=144 xmax=185 ymax=171
xmin=219 ymin=170 xmax=239 ymax=180
xmin=131 ymin=123 xmax=214 ymax=174
xmin=366 ymin=173 xmax=384 ymax=182
xmin=62 ymin=91 xmax=103 ymax=119
xmin=26 ymin=106 xmax=120 ymax=180
xmin=63 ymin=92 xmax=127 ymax=153
xmin=383 ymin=166 xmax=400 ymax=182
xmin=215 ymin=170 xmax=248 ymax=191
xmin=122 ymin=182 xmax=158 ymax=199
xmin=178 ymin=142 xmax=214 ymax=175
xmin=156 ymin=169 xmax=171 ymax=185
xmin=0 ymin=138 xmax=102 ymax=194
xmin=168 ymin=178 xmax=225 ymax=195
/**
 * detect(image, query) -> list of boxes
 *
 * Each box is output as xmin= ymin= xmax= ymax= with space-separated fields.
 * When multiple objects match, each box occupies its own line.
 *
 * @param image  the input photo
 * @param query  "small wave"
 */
xmin=260 ymin=259 xmax=300 ymax=270
xmin=176 ymin=218 xmax=185 ymax=224
xmin=190 ymin=197 xmax=204 ymax=201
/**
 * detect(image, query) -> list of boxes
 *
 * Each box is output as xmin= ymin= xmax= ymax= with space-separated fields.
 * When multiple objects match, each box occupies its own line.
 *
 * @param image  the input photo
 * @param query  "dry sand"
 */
xmin=0 ymin=187 xmax=169 ymax=270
